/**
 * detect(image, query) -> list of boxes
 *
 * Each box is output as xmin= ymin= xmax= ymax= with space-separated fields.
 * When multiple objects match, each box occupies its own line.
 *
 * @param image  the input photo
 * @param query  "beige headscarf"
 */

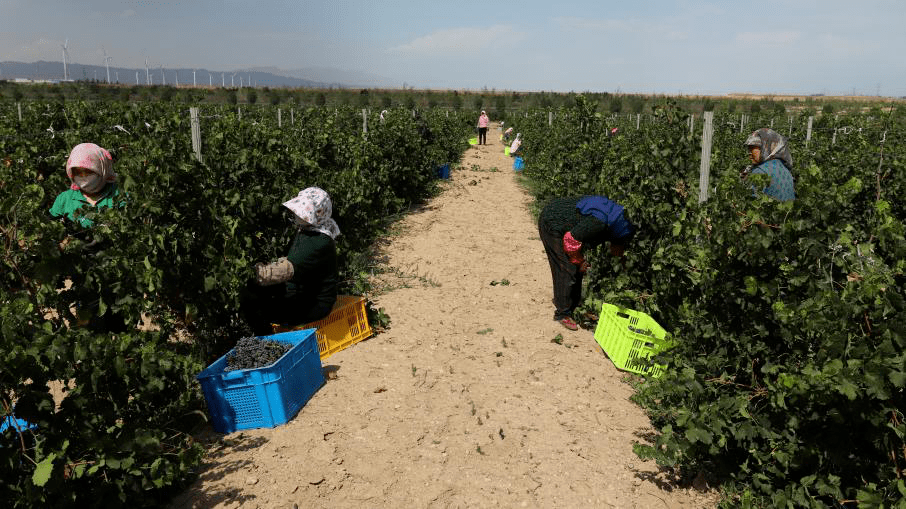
xmin=744 ymin=128 xmax=793 ymax=168
xmin=66 ymin=143 xmax=117 ymax=194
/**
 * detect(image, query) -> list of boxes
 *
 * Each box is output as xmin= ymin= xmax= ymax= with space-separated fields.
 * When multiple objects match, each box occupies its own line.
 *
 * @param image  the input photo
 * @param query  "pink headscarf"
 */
xmin=66 ymin=143 xmax=117 ymax=194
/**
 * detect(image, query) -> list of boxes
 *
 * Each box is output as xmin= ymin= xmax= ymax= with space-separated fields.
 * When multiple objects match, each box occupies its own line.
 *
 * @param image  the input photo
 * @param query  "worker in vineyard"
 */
xmin=510 ymin=133 xmax=523 ymax=156
xmin=538 ymin=196 xmax=635 ymax=331
xmin=245 ymin=187 xmax=339 ymax=335
xmin=50 ymin=142 xmax=122 ymax=228
xmin=742 ymin=128 xmax=795 ymax=201
xmin=477 ymin=110 xmax=489 ymax=145
xmin=50 ymin=142 xmax=127 ymax=330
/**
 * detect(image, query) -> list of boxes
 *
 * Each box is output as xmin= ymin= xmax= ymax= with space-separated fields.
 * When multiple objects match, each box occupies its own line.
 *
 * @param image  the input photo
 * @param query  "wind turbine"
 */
xmin=145 ymin=58 xmax=150 ymax=85
xmin=193 ymin=69 xmax=196 ymax=87
xmin=231 ymin=73 xmax=235 ymax=87
xmin=160 ymin=65 xmax=166 ymax=86
xmin=60 ymin=39 xmax=70 ymax=80
xmin=103 ymin=47 xmax=112 ymax=84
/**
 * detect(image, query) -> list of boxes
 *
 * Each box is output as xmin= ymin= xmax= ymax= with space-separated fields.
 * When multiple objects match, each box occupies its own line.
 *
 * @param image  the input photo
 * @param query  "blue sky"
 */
xmin=1 ymin=0 xmax=904 ymax=96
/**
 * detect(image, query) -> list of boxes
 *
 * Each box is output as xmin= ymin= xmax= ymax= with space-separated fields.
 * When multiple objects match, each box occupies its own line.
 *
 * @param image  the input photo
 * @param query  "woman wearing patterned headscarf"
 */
xmin=742 ymin=128 xmax=795 ymax=201
xmin=50 ymin=142 xmax=122 ymax=227
xmin=246 ymin=187 xmax=340 ymax=334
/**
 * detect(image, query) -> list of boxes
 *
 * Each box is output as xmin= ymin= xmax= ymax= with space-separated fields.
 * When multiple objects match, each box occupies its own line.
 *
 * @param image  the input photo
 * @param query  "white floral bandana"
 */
xmin=282 ymin=187 xmax=341 ymax=239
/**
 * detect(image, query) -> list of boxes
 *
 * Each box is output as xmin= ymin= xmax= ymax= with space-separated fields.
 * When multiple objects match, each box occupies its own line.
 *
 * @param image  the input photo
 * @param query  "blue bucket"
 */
xmin=513 ymin=157 xmax=525 ymax=171
xmin=435 ymin=163 xmax=450 ymax=179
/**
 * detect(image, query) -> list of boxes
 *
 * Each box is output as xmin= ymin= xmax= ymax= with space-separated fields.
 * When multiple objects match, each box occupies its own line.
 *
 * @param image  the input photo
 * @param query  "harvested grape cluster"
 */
xmin=225 ymin=336 xmax=293 ymax=371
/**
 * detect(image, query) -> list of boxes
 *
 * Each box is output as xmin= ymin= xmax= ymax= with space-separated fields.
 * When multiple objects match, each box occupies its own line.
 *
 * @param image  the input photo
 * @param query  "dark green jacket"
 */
xmin=285 ymin=230 xmax=337 ymax=310
xmin=539 ymin=196 xmax=614 ymax=248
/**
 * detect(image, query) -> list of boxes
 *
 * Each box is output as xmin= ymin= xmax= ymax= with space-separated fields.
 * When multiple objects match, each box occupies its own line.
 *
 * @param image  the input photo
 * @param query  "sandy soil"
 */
xmin=168 ymin=129 xmax=719 ymax=509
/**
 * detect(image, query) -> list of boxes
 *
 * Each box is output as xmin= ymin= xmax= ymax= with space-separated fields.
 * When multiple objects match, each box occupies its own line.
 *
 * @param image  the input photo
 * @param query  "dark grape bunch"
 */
xmin=225 ymin=336 xmax=293 ymax=371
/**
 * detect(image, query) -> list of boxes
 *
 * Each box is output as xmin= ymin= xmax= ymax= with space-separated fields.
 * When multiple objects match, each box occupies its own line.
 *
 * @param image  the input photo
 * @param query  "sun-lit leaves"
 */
xmin=516 ymin=97 xmax=906 ymax=507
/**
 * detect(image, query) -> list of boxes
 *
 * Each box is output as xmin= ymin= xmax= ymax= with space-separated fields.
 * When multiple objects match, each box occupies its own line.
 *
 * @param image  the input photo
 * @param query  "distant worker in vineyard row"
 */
xmin=510 ymin=133 xmax=523 ymax=156
xmin=244 ymin=187 xmax=339 ymax=335
xmin=477 ymin=110 xmax=489 ymax=145
xmin=538 ymin=196 xmax=636 ymax=331
xmin=741 ymin=128 xmax=795 ymax=201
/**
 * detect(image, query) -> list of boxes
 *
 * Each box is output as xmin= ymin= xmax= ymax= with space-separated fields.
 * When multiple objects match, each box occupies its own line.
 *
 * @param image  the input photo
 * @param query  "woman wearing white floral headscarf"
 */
xmin=246 ymin=187 xmax=340 ymax=334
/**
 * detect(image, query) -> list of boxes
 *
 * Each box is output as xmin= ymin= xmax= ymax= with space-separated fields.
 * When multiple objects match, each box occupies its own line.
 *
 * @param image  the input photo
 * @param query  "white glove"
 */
xmin=255 ymin=257 xmax=294 ymax=286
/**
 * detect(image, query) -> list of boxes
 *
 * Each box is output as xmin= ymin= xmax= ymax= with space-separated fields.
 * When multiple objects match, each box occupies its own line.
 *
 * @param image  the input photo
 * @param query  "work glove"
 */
xmin=255 ymin=257 xmax=294 ymax=286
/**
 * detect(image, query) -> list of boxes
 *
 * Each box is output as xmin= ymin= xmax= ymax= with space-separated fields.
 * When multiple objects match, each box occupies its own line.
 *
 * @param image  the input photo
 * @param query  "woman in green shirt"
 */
xmin=246 ymin=187 xmax=340 ymax=335
xmin=49 ymin=143 xmax=122 ymax=228
xmin=49 ymin=143 xmax=127 ymax=331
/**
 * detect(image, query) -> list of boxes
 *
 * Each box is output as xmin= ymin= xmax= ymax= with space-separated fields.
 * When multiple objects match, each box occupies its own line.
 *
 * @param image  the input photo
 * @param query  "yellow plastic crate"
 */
xmin=593 ymin=303 xmax=675 ymax=378
xmin=272 ymin=295 xmax=373 ymax=360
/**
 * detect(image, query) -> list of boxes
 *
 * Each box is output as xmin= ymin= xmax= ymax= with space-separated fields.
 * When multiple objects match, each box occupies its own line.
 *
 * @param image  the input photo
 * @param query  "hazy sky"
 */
xmin=1 ymin=0 xmax=904 ymax=96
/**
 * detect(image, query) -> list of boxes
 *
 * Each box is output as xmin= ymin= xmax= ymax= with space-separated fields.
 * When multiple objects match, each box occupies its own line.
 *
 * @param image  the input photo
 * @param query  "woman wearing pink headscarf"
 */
xmin=50 ymin=143 xmax=127 ymax=330
xmin=50 ymin=142 xmax=122 ymax=228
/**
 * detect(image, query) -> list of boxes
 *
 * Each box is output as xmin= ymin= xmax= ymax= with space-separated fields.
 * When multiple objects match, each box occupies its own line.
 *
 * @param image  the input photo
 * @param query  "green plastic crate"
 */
xmin=593 ymin=303 xmax=674 ymax=378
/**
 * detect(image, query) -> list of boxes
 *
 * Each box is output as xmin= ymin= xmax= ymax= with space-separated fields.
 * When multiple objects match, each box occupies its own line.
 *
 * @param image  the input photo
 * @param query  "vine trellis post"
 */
xmin=698 ymin=111 xmax=714 ymax=203
xmin=189 ymin=107 xmax=203 ymax=163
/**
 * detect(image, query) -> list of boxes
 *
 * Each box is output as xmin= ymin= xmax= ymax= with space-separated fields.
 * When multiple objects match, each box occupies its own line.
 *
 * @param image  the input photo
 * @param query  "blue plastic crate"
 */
xmin=1 ymin=416 xmax=36 ymax=433
xmin=196 ymin=329 xmax=324 ymax=433
xmin=513 ymin=156 xmax=525 ymax=171
xmin=435 ymin=163 xmax=450 ymax=179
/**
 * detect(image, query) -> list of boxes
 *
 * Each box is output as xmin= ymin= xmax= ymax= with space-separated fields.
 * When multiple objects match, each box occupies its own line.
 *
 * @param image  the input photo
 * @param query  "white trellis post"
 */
xmin=689 ymin=114 xmax=694 ymax=135
xmin=238 ymin=106 xmax=241 ymax=122
xmin=362 ymin=109 xmax=368 ymax=133
xmin=806 ymin=116 xmax=813 ymax=147
xmin=788 ymin=116 xmax=793 ymax=137
xmin=278 ymin=109 xmax=282 ymax=128
xmin=189 ymin=107 xmax=203 ymax=163
xmin=699 ymin=111 xmax=714 ymax=203
xmin=291 ymin=108 xmax=294 ymax=125
xmin=17 ymin=103 xmax=22 ymax=122
xmin=636 ymin=114 xmax=640 ymax=129
xmin=549 ymin=111 xmax=553 ymax=126
xmin=770 ymin=118 xmax=774 ymax=128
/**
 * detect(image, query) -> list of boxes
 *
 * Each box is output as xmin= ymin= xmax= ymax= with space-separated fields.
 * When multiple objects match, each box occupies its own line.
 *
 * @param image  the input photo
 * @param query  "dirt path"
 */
xmin=170 ymin=128 xmax=718 ymax=508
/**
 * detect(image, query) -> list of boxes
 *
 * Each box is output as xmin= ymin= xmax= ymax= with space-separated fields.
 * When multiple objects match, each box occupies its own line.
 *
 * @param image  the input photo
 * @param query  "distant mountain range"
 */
xmin=0 ymin=60 xmax=397 ymax=89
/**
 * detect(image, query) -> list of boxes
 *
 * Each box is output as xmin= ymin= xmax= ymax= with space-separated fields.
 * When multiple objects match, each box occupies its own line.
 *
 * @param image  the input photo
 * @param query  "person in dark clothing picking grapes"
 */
xmin=245 ymin=187 xmax=339 ymax=335
xmin=538 ymin=196 xmax=635 ymax=331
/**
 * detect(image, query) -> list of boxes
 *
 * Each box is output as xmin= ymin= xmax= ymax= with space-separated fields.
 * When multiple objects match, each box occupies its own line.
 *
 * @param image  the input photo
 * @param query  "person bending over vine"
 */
xmin=538 ymin=195 xmax=636 ymax=331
